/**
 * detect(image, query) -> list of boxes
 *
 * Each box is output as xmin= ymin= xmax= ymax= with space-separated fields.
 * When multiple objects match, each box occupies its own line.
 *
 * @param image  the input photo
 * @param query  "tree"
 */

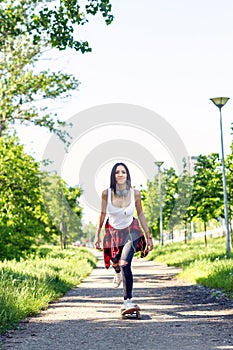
xmin=189 ymin=154 xmax=223 ymax=246
xmin=162 ymin=167 xmax=179 ymax=240
xmin=0 ymin=134 xmax=51 ymax=259
xmin=0 ymin=134 xmax=83 ymax=259
xmin=169 ymin=160 xmax=193 ymax=243
xmin=0 ymin=0 xmax=114 ymax=139
xmin=40 ymin=172 xmax=83 ymax=249
xmin=142 ymin=162 xmax=194 ymax=243
xmin=225 ymin=143 xmax=233 ymax=239
xmin=81 ymin=221 xmax=98 ymax=246
xmin=0 ymin=36 xmax=79 ymax=139
xmin=141 ymin=179 xmax=160 ymax=240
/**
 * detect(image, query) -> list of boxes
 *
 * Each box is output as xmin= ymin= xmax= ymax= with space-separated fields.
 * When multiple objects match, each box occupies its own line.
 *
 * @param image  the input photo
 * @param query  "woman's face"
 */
xmin=115 ymin=165 xmax=127 ymax=185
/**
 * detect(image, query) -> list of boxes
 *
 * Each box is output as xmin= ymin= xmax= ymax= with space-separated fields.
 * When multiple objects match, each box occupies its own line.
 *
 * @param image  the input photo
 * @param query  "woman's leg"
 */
xmin=119 ymin=238 xmax=139 ymax=300
xmin=111 ymin=249 xmax=123 ymax=273
xmin=111 ymin=250 xmax=123 ymax=288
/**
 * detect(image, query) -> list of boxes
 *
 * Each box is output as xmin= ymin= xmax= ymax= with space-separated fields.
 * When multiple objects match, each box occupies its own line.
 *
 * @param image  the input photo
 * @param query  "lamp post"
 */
xmin=210 ymin=97 xmax=231 ymax=254
xmin=155 ymin=161 xmax=164 ymax=246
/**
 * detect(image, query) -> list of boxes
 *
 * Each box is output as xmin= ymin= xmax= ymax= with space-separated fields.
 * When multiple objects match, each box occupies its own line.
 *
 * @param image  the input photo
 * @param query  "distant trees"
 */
xmin=226 ymin=143 xmax=233 ymax=234
xmin=0 ymin=135 xmax=44 ymax=259
xmin=142 ymin=149 xmax=233 ymax=246
xmin=82 ymin=222 xmax=98 ymax=246
xmin=188 ymin=154 xmax=223 ymax=246
xmin=40 ymin=172 xmax=83 ymax=249
xmin=0 ymin=135 xmax=83 ymax=260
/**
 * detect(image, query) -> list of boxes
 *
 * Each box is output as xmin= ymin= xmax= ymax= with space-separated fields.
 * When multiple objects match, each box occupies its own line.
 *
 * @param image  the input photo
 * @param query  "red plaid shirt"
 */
xmin=103 ymin=218 xmax=147 ymax=269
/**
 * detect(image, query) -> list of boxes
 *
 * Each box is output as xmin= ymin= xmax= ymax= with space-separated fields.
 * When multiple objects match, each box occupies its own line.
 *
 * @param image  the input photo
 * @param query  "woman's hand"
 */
xmin=146 ymin=237 xmax=153 ymax=251
xmin=94 ymin=235 xmax=101 ymax=250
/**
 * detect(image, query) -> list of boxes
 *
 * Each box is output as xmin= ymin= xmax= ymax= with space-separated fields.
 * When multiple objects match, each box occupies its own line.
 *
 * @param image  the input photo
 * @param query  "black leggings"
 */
xmin=112 ymin=237 xmax=140 ymax=300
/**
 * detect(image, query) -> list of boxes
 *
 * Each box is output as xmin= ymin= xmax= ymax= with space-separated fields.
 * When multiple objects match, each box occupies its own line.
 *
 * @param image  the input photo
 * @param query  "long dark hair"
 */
xmin=110 ymin=162 xmax=131 ymax=193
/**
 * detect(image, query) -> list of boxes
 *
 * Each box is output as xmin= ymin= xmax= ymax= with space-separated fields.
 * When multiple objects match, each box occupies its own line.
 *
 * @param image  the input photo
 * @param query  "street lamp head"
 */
xmin=210 ymin=97 xmax=230 ymax=110
xmin=154 ymin=161 xmax=164 ymax=168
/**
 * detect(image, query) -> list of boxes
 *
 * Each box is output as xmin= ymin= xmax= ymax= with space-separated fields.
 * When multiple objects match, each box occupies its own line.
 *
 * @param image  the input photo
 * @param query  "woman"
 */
xmin=95 ymin=162 xmax=153 ymax=311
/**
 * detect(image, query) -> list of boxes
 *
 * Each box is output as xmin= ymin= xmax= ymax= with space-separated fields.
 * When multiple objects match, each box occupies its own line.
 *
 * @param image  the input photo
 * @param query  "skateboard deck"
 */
xmin=121 ymin=306 xmax=141 ymax=319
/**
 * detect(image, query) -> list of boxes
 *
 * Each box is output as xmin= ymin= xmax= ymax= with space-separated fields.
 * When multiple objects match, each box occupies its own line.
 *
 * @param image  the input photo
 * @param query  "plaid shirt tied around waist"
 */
xmin=103 ymin=218 xmax=147 ymax=269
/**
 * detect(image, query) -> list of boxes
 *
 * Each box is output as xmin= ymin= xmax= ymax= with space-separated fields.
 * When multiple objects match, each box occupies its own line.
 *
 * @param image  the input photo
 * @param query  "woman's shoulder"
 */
xmin=102 ymin=188 xmax=109 ymax=198
xmin=133 ymin=188 xmax=141 ymax=199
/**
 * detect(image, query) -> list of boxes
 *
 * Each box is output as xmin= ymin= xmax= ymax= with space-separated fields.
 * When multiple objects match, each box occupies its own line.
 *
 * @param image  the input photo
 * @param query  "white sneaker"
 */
xmin=113 ymin=272 xmax=122 ymax=288
xmin=122 ymin=299 xmax=138 ymax=310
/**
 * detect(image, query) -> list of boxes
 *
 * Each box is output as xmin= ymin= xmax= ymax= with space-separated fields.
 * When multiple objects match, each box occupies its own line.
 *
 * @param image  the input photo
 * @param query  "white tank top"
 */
xmin=107 ymin=188 xmax=135 ymax=229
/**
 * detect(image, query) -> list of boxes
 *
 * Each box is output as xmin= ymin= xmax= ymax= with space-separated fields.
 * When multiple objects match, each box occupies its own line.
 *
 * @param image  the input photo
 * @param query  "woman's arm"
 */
xmin=134 ymin=189 xmax=153 ymax=251
xmin=94 ymin=189 xmax=107 ymax=249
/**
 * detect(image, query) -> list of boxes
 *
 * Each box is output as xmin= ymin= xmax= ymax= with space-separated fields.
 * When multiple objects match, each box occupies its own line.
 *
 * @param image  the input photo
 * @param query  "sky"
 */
xmin=16 ymin=0 xmax=233 ymax=224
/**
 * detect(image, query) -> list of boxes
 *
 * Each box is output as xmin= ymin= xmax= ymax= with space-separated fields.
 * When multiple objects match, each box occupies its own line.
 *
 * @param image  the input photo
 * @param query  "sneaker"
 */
xmin=113 ymin=272 xmax=122 ymax=288
xmin=122 ymin=299 xmax=138 ymax=310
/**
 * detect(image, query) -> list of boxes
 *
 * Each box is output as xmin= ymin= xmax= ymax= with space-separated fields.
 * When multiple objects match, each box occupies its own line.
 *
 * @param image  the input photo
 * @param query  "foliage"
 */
xmin=142 ymin=147 xmax=233 ymax=248
xmin=141 ymin=179 xmax=160 ymax=239
xmin=162 ymin=167 xmax=179 ymax=230
xmin=225 ymin=145 xmax=233 ymax=234
xmin=191 ymin=154 xmax=223 ymax=221
xmin=188 ymin=154 xmax=223 ymax=245
xmin=0 ymin=134 xmax=49 ymax=259
xmin=0 ymin=0 xmax=114 ymax=52
xmin=142 ymin=162 xmax=193 ymax=240
xmin=0 ymin=35 xmax=79 ymax=141
xmin=0 ymin=135 xmax=83 ymax=260
xmin=81 ymin=221 xmax=98 ymax=246
xmin=0 ymin=246 xmax=97 ymax=334
xmin=40 ymin=172 xmax=83 ymax=248
xmin=171 ymin=160 xmax=193 ymax=227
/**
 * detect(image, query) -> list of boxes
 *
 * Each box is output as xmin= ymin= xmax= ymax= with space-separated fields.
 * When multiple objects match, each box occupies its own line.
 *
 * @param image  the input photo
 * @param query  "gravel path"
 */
xmin=1 ymin=250 xmax=233 ymax=350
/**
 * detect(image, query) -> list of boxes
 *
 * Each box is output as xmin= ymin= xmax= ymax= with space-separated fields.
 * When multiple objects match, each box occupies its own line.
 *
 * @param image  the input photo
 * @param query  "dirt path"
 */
xmin=1 ymin=250 xmax=233 ymax=350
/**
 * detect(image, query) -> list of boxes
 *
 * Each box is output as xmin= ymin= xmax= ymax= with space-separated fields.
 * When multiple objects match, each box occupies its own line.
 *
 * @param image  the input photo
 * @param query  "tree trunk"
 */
xmin=0 ymin=117 xmax=6 ymax=137
xmin=204 ymin=222 xmax=207 ymax=246
xmin=184 ymin=223 xmax=187 ymax=244
xmin=60 ymin=219 xmax=68 ymax=249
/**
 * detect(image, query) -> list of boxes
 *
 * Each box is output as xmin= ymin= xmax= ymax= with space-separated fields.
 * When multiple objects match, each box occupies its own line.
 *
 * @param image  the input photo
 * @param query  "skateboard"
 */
xmin=120 ymin=306 xmax=141 ymax=319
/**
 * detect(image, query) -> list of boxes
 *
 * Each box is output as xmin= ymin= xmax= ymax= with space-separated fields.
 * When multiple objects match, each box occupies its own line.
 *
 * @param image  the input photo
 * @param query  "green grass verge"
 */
xmin=148 ymin=237 xmax=233 ymax=298
xmin=0 ymin=246 xmax=97 ymax=335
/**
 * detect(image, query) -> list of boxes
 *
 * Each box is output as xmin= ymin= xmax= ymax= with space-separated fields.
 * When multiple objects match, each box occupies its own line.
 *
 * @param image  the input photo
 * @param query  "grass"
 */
xmin=148 ymin=236 xmax=233 ymax=298
xmin=0 ymin=246 xmax=97 ymax=335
